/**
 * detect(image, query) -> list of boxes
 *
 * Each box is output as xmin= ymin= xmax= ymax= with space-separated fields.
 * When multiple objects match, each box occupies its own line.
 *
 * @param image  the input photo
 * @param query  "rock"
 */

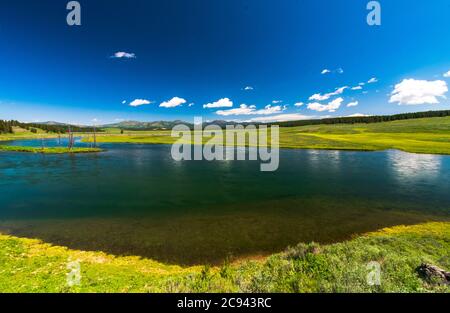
xmin=416 ymin=263 xmax=450 ymax=285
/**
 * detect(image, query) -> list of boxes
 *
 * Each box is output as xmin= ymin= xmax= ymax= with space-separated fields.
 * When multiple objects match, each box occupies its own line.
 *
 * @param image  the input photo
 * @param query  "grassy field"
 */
xmin=1 ymin=117 xmax=450 ymax=154
xmin=0 ymin=126 xmax=64 ymax=141
xmin=83 ymin=116 xmax=450 ymax=155
xmin=0 ymin=222 xmax=448 ymax=292
xmin=0 ymin=145 xmax=102 ymax=154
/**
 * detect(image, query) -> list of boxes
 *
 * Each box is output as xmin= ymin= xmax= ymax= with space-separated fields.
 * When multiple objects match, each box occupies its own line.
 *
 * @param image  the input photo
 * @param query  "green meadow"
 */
xmin=85 ymin=116 xmax=450 ymax=155
xmin=2 ymin=116 xmax=450 ymax=155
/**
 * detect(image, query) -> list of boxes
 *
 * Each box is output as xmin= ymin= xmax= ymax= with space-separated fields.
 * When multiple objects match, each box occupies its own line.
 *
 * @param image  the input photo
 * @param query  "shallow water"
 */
xmin=0 ymin=138 xmax=449 ymax=264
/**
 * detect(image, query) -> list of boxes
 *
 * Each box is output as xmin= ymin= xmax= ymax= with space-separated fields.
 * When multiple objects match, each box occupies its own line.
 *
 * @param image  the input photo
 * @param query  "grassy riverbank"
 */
xmin=0 ymin=145 xmax=102 ymax=154
xmin=0 ymin=222 xmax=448 ymax=292
xmin=84 ymin=116 xmax=450 ymax=155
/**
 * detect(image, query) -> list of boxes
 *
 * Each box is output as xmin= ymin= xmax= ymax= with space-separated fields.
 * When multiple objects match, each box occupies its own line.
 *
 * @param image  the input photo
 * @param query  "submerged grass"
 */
xmin=0 ymin=145 xmax=103 ymax=154
xmin=0 ymin=222 xmax=448 ymax=292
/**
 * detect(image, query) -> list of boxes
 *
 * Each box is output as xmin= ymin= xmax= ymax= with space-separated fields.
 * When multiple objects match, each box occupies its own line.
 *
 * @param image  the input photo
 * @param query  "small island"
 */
xmin=0 ymin=145 xmax=103 ymax=154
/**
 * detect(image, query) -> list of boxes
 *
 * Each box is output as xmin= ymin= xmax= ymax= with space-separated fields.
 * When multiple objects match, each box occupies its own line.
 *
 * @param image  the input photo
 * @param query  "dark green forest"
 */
xmin=0 ymin=120 xmax=99 ymax=134
xmin=271 ymin=110 xmax=450 ymax=127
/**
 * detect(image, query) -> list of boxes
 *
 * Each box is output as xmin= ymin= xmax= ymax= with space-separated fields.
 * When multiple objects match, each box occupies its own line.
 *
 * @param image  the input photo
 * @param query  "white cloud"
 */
xmin=243 ymin=86 xmax=254 ymax=90
xmin=347 ymin=101 xmax=359 ymax=107
xmin=389 ymin=79 xmax=448 ymax=105
xmin=246 ymin=114 xmax=314 ymax=123
xmin=443 ymin=70 xmax=450 ymax=78
xmin=307 ymin=97 xmax=344 ymax=112
xmin=111 ymin=51 xmax=136 ymax=59
xmin=129 ymin=99 xmax=152 ymax=107
xmin=309 ymin=86 xmax=348 ymax=101
xmin=347 ymin=113 xmax=369 ymax=117
xmin=256 ymin=105 xmax=285 ymax=115
xmin=203 ymin=98 xmax=233 ymax=108
xmin=188 ymin=103 xmax=195 ymax=107
xmin=216 ymin=104 xmax=256 ymax=116
xmin=351 ymin=86 xmax=363 ymax=90
xmin=272 ymin=100 xmax=282 ymax=104
xmin=159 ymin=97 xmax=187 ymax=108
xmin=122 ymin=100 xmax=127 ymax=104
xmin=294 ymin=102 xmax=304 ymax=107
xmin=359 ymin=82 xmax=365 ymax=86
xmin=368 ymin=77 xmax=378 ymax=84
xmin=321 ymin=68 xmax=343 ymax=75
xmin=216 ymin=104 xmax=283 ymax=116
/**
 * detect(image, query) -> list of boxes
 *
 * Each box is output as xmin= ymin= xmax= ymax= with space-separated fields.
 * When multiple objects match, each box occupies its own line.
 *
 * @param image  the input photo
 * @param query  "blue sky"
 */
xmin=0 ymin=0 xmax=449 ymax=125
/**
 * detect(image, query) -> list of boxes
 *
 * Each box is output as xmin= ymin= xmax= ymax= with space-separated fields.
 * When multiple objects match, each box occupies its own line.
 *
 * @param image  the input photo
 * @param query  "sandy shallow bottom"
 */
xmin=1 ymin=197 xmax=448 ymax=265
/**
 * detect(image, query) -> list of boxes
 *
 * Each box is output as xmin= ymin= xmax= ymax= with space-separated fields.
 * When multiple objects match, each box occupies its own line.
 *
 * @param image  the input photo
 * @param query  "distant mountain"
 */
xmin=101 ymin=120 xmax=193 ymax=130
xmin=101 ymin=119 xmax=264 ymax=130
xmin=39 ymin=121 xmax=70 ymax=126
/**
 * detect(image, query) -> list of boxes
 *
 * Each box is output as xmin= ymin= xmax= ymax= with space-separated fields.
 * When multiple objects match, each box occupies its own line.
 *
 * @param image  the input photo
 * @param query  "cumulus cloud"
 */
xmin=216 ymin=104 xmax=283 ymax=116
xmin=159 ymin=97 xmax=187 ymax=108
xmin=243 ymin=86 xmax=254 ymax=90
xmin=111 ymin=51 xmax=136 ymax=59
xmin=188 ymin=103 xmax=195 ymax=107
xmin=321 ymin=69 xmax=331 ymax=75
xmin=294 ymin=102 xmax=304 ymax=107
xmin=444 ymin=70 xmax=450 ymax=78
xmin=272 ymin=100 xmax=282 ymax=104
xmin=347 ymin=101 xmax=359 ymax=107
xmin=203 ymin=98 xmax=233 ymax=108
xmin=309 ymin=86 xmax=348 ymax=101
xmin=129 ymin=99 xmax=152 ymax=107
xmin=389 ymin=79 xmax=448 ymax=105
xmin=307 ymin=97 xmax=344 ymax=112
xmin=245 ymin=114 xmax=314 ymax=123
xmin=216 ymin=104 xmax=256 ymax=116
xmin=347 ymin=113 xmax=369 ymax=117
xmin=368 ymin=77 xmax=378 ymax=84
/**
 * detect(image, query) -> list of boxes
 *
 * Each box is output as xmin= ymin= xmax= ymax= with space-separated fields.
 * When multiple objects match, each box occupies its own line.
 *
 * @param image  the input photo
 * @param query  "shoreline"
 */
xmin=1 ymin=222 xmax=448 ymax=292
xmin=0 ymin=145 xmax=103 ymax=154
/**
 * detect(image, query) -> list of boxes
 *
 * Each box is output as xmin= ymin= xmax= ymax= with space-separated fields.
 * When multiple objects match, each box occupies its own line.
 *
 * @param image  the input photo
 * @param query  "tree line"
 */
xmin=0 ymin=120 xmax=100 ymax=134
xmin=0 ymin=120 xmax=20 ymax=134
xmin=270 ymin=110 xmax=450 ymax=127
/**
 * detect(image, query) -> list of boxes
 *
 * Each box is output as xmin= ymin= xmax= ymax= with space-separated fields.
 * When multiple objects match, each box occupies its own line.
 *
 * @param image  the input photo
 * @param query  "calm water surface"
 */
xmin=0 ymin=138 xmax=449 ymax=264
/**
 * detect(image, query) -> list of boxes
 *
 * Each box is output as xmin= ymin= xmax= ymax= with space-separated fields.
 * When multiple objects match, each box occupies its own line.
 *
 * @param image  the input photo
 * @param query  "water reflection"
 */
xmin=388 ymin=150 xmax=442 ymax=180
xmin=305 ymin=149 xmax=342 ymax=172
